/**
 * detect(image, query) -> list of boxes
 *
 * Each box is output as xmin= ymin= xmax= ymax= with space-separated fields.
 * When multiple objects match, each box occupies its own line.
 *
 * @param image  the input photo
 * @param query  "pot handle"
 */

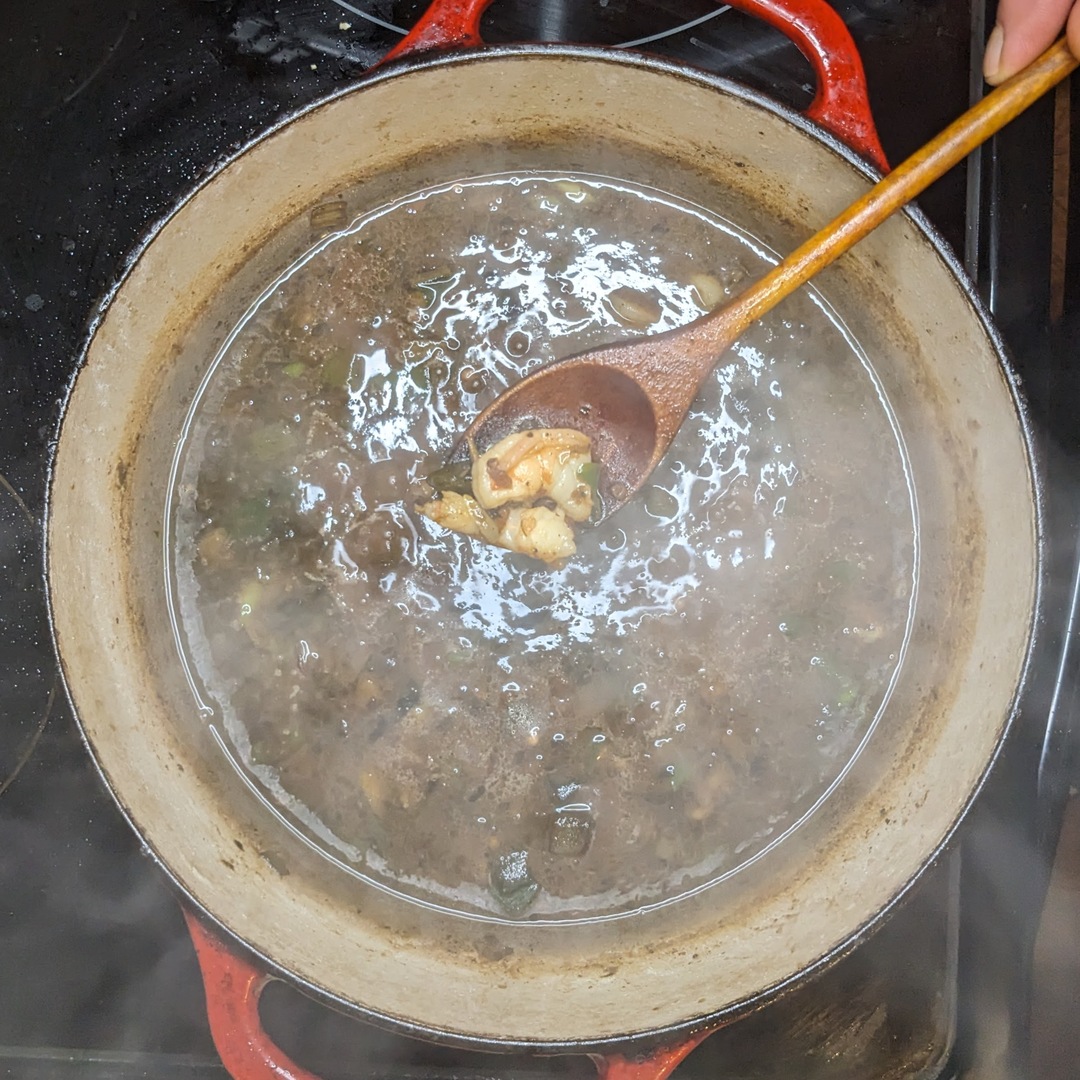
xmin=380 ymin=0 xmax=496 ymax=64
xmin=184 ymin=908 xmax=322 ymax=1080
xmin=589 ymin=1031 xmax=715 ymax=1080
xmin=186 ymin=903 xmax=720 ymax=1079
xmin=725 ymin=0 xmax=889 ymax=171
xmin=378 ymin=0 xmax=888 ymax=171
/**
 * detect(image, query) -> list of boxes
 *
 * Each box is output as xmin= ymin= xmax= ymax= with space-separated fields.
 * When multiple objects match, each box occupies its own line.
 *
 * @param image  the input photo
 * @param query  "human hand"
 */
xmin=983 ymin=0 xmax=1080 ymax=85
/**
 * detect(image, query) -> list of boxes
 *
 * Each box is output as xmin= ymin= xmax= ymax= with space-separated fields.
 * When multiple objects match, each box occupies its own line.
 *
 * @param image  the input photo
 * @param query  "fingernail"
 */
xmin=983 ymin=24 xmax=1005 ymax=82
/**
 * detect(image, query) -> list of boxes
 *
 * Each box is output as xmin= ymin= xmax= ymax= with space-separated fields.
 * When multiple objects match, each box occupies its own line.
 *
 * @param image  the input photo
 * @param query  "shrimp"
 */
xmin=417 ymin=491 xmax=504 ymax=547
xmin=499 ymin=504 xmax=578 ymax=563
xmin=417 ymin=429 xmax=595 ymax=564
xmin=472 ymin=429 xmax=594 ymax=522
xmin=417 ymin=491 xmax=578 ymax=564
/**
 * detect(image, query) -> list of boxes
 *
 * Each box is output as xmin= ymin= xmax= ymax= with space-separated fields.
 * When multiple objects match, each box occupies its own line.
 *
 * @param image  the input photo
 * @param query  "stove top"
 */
xmin=2 ymin=2 xmax=1078 ymax=1077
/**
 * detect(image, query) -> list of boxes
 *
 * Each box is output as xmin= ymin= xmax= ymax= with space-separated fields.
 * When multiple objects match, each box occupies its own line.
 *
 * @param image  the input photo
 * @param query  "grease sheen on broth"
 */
xmin=169 ymin=172 xmax=916 ymax=922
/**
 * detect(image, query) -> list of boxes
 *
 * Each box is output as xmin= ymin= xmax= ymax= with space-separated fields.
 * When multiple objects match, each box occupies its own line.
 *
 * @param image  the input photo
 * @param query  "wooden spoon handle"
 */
xmin=718 ymin=37 xmax=1078 ymax=342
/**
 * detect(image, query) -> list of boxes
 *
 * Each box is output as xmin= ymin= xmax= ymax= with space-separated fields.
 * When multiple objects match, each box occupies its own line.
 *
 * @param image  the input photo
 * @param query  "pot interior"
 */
xmin=48 ymin=49 xmax=1038 ymax=1045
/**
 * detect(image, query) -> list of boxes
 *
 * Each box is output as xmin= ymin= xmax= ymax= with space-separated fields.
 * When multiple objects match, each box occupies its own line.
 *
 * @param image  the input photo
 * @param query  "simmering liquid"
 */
xmin=170 ymin=172 xmax=916 ymax=921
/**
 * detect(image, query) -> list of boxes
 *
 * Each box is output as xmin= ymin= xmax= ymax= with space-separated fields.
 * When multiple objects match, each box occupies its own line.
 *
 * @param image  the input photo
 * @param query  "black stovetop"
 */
xmin=2 ymin=2 xmax=1079 ymax=1077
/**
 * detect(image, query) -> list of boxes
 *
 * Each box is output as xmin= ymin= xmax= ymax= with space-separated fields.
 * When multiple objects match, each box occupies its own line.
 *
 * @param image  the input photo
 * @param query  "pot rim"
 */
xmin=44 ymin=41 xmax=1046 ymax=1053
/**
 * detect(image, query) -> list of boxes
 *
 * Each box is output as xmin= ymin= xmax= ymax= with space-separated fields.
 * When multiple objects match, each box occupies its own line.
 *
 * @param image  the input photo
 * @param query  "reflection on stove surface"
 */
xmin=0 ymin=478 xmax=55 ymax=799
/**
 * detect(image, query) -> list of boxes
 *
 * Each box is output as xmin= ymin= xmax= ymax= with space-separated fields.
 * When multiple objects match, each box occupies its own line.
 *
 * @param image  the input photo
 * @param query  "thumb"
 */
xmin=984 ymin=0 xmax=1076 ymax=84
xmin=1070 ymin=4 xmax=1080 ymax=65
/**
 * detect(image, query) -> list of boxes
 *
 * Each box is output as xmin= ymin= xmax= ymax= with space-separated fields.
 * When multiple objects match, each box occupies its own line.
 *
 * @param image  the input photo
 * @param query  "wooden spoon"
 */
xmin=457 ymin=38 xmax=1077 ymax=521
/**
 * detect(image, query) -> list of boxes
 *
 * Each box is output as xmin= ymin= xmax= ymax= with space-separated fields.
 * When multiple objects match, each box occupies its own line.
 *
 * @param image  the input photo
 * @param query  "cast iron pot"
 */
xmin=46 ymin=1 xmax=1041 ymax=1076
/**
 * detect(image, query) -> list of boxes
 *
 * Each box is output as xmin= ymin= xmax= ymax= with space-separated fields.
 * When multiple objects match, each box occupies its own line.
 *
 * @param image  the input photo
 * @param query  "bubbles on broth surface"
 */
xmin=169 ymin=172 xmax=917 ymax=923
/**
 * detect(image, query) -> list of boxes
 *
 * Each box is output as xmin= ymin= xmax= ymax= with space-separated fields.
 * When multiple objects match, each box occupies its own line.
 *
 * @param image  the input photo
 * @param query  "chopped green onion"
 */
xmin=229 ymin=496 xmax=272 ymax=542
xmin=319 ymin=347 xmax=353 ymax=388
xmin=577 ymin=461 xmax=601 ymax=492
xmin=428 ymin=460 xmax=474 ymax=496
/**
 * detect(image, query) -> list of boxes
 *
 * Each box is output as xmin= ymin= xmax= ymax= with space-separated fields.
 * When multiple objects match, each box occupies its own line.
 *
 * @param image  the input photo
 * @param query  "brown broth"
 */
xmin=169 ymin=172 xmax=916 ymax=921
